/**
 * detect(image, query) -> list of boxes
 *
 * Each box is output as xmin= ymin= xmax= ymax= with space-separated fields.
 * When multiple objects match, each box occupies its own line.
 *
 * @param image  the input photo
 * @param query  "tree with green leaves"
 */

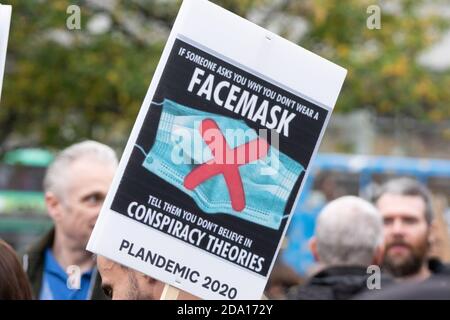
xmin=1 ymin=0 xmax=448 ymax=155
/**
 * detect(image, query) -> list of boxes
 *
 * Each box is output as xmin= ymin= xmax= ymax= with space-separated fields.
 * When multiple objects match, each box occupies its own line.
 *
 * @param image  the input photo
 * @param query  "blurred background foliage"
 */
xmin=1 ymin=0 xmax=449 ymax=154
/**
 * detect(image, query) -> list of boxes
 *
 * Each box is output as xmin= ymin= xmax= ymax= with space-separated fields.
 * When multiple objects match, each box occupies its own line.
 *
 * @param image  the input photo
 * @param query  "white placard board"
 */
xmin=0 ymin=4 xmax=12 ymax=101
xmin=88 ymin=0 xmax=347 ymax=300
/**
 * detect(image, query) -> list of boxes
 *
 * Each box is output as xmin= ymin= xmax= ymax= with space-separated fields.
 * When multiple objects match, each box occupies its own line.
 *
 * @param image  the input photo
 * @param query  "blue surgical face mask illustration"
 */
xmin=138 ymin=99 xmax=304 ymax=230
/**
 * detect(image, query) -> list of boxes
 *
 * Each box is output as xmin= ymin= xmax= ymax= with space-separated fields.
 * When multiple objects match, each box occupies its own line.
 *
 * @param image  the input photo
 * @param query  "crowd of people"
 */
xmin=0 ymin=140 xmax=449 ymax=300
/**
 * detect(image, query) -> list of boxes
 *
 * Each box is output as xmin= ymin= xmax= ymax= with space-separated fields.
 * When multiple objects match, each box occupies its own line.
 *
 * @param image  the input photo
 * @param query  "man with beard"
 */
xmin=374 ymin=177 xmax=450 ymax=282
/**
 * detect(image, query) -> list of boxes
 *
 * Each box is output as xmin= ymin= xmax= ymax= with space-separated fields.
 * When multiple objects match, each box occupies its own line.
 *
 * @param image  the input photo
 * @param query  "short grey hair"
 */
xmin=372 ymin=177 xmax=434 ymax=225
xmin=43 ymin=140 xmax=118 ymax=198
xmin=316 ymin=196 xmax=383 ymax=267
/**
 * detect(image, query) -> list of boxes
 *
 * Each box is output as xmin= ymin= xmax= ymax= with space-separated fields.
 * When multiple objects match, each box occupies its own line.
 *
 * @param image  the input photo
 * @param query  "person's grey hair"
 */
xmin=315 ymin=196 xmax=383 ymax=267
xmin=373 ymin=177 xmax=434 ymax=225
xmin=43 ymin=140 xmax=118 ymax=198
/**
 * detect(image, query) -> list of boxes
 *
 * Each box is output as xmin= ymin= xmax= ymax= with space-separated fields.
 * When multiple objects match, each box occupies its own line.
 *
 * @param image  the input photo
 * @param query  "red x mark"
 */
xmin=183 ymin=118 xmax=269 ymax=212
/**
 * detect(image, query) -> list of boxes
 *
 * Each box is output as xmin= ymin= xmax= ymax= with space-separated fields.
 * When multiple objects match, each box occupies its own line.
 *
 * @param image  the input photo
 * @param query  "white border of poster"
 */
xmin=88 ymin=0 xmax=347 ymax=300
xmin=0 ymin=4 xmax=12 ymax=101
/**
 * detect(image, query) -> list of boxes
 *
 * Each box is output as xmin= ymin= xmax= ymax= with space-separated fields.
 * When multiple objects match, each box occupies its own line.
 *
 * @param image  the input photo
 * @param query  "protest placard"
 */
xmin=88 ymin=0 xmax=347 ymax=300
xmin=0 ymin=4 xmax=12 ymax=101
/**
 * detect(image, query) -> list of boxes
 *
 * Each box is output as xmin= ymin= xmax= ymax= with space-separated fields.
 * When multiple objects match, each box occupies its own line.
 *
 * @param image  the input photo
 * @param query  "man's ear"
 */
xmin=45 ymin=191 xmax=63 ymax=222
xmin=372 ymin=244 xmax=385 ymax=265
xmin=309 ymin=237 xmax=320 ymax=262
xmin=428 ymin=220 xmax=438 ymax=248
xmin=426 ymin=220 xmax=441 ymax=259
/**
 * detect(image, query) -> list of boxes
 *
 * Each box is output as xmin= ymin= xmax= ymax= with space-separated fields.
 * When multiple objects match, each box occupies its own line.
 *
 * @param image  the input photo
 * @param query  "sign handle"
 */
xmin=160 ymin=284 xmax=180 ymax=300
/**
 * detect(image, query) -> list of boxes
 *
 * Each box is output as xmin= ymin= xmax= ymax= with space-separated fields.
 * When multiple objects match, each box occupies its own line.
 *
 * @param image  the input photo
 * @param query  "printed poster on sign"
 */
xmin=88 ymin=0 xmax=346 ymax=300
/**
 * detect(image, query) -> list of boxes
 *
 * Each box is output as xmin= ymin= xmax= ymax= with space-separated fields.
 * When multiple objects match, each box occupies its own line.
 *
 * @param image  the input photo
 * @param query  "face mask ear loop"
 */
xmin=135 ymin=144 xmax=148 ymax=157
xmin=134 ymin=100 xmax=166 ymax=157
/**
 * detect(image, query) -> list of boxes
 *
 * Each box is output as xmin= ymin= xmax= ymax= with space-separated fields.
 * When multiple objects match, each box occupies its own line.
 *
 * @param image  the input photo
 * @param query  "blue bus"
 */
xmin=283 ymin=153 xmax=450 ymax=275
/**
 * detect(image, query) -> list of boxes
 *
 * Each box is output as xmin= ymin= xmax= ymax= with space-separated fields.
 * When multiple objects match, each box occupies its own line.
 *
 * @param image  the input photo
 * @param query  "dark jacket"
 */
xmin=352 ymin=259 xmax=450 ymax=300
xmin=355 ymin=274 xmax=450 ymax=300
xmin=429 ymin=258 xmax=450 ymax=275
xmin=22 ymin=229 xmax=107 ymax=300
xmin=287 ymin=265 xmax=392 ymax=300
